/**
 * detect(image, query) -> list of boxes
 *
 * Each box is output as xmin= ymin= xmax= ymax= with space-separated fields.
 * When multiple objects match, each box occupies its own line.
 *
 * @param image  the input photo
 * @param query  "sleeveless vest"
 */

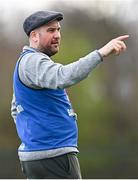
xmin=13 ymin=50 xmax=78 ymax=152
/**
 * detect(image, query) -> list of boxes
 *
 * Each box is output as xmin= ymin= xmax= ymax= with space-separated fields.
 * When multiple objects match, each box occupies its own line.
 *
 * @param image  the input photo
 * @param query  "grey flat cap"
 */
xmin=23 ymin=10 xmax=63 ymax=36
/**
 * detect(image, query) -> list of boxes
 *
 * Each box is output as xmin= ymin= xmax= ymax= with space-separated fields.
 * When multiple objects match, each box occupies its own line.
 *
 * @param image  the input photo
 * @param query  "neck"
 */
xmin=29 ymin=41 xmax=38 ymax=49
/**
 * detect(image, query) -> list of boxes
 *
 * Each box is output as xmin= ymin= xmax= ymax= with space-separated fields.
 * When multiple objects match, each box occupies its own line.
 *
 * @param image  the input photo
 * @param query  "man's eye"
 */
xmin=48 ymin=29 xmax=55 ymax=32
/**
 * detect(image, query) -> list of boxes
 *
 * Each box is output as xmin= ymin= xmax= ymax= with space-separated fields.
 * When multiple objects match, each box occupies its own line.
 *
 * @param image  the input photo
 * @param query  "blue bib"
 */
xmin=13 ymin=50 xmax=78 ymax=152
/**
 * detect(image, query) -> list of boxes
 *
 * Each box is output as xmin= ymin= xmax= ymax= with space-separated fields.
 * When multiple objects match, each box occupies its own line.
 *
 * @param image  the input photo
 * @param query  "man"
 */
xmin=11 ymin=10 xmax=129 ymax=179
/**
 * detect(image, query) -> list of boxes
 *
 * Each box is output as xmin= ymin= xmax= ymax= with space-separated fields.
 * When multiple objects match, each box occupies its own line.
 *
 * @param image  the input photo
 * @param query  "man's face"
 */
xmin=35 ymin=20 xmax=61 ymax=56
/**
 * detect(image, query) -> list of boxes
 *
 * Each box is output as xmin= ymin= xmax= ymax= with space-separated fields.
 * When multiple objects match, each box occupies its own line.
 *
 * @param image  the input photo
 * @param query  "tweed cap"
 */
xmin=23 ymin=10 xmax=63 ymax=36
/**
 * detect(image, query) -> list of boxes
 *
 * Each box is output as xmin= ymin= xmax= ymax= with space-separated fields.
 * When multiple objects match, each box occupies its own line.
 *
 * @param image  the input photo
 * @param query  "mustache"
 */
xmin=51 ymin=39 xmax=60 ymax=44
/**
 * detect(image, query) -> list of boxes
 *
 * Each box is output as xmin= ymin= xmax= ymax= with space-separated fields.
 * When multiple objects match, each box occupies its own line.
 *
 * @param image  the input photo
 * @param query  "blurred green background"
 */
xmin=0 ymin=0 xmax=138 ymax=178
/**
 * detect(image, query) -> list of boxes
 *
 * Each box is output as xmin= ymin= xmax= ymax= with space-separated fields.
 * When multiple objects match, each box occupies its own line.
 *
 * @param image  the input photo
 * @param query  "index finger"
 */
xmin=116 ymin=35 xmax=129 ymax=41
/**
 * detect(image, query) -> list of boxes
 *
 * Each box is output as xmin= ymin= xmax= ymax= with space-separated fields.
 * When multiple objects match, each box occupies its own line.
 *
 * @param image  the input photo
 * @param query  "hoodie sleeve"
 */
xmin=18 ymin=50 xmax=102 ymax=89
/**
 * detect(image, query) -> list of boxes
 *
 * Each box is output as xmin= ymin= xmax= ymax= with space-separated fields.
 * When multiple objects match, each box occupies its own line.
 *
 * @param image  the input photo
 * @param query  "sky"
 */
xmin=0 ymin=0 xmax=138 ymax=19
xmin=0 ymin=0 xmax=137 ymax=31
xmin=0 ymin=0 xmax=136 ymax=20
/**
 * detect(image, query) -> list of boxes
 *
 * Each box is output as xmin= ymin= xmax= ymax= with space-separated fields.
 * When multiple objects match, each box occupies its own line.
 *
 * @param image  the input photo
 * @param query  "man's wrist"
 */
xmin=96 ymin=50 xmax=103 ymax=62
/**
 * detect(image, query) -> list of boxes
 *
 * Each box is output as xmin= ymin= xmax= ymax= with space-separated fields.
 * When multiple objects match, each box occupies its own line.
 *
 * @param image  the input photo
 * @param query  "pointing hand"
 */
xmin=98 ymin=35 xmax=129 ymax=58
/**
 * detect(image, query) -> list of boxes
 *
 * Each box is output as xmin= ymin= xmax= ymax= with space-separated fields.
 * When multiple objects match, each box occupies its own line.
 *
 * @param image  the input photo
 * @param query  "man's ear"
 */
xmin=30 ymin=30 xmax=39 ymax=42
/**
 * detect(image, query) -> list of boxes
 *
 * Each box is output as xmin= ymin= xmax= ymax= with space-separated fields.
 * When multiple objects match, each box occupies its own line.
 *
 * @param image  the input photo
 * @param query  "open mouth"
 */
xmin=52 ymin=42 xmax=59 ymax=45
xmin=51 ymin=42 xmax=60 ymax=48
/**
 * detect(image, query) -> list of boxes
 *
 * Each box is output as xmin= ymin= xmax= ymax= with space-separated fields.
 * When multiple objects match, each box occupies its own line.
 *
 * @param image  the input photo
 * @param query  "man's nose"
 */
xmin=54 ymin=30 xmax=61 ymax=39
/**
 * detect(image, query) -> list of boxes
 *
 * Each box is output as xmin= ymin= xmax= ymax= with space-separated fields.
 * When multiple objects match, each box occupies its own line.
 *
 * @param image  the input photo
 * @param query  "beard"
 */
xmin=38 ymin=44 xmax=59 ymax=57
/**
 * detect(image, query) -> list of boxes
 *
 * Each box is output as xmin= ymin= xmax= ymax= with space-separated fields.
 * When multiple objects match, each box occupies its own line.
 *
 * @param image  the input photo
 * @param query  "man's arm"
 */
xmin=19 ymin=50 xmax=102 ymax=89
xmin=19 ymin=35 xmax=129 ymax=89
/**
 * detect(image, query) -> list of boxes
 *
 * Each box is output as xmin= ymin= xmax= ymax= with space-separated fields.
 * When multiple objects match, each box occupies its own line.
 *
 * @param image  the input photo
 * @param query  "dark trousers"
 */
xmin=20 ymin=152 xmax=82 ymax=179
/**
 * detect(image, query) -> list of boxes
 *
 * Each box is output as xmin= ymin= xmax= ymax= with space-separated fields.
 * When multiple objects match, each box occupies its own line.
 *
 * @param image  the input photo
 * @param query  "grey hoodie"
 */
xmin=11 ymin=46 xmax=102 ymax=161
